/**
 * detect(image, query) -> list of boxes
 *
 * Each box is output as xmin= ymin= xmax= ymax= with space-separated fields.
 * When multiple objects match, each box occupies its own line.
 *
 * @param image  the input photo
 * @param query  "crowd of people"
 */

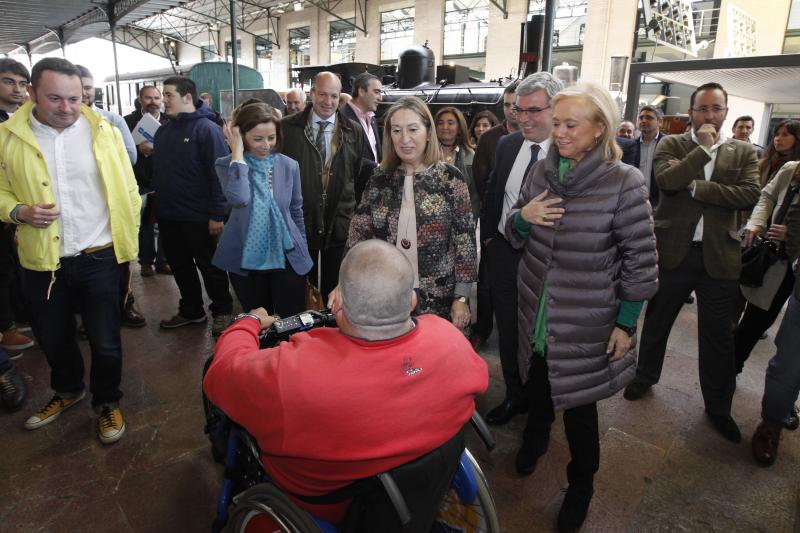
xmin=0 ymin=54 xmax=798 ymax=532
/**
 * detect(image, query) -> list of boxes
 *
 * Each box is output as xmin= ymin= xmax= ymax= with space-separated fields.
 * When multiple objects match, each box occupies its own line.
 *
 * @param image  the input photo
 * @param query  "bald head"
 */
xmin=339 ymin=240 xmax=415 ymax=335
xmin=311 ymin=71 xmax=341 ymax=120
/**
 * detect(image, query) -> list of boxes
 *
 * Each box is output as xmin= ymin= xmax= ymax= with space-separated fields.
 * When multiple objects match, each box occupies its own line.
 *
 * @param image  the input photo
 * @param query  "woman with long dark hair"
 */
xmin=468 ymin=110 xmax=500 ymax=147
xmin=435 ymin=107 xmax=480 ymax=219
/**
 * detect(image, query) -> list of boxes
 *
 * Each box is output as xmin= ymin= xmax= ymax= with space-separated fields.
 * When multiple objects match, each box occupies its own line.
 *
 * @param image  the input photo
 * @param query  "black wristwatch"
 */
xmin=615 ymin=322 xmax=636 ymax=336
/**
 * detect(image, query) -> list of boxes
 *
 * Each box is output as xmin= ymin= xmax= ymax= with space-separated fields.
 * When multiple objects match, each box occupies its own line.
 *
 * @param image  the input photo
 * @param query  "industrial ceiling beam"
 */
xmin=487 ymin=0 xmax=508 ymax=19
xmin=304 ymin=0 xmax=368 ymax=35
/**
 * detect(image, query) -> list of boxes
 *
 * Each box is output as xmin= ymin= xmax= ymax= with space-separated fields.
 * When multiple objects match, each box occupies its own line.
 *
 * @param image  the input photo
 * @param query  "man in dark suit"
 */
xmin=481 ymin=72 xmax=563 ymax=428
xmin=469 ymin=81 xmax=519 ymax=352
xmin=341 ymin=72 xmax=382 ymax=203
xmin=621 ymin=104 xmax=666 ymax=208
xmin=624 ymin=82 xmax=761 ymax=443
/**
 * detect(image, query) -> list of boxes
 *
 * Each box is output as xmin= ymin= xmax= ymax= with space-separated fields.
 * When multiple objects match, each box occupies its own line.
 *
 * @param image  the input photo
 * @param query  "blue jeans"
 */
xmin=761 ymin=294 xmax=800 ymax=425
xmin=23 ymin=247 xmax=124 ymax=407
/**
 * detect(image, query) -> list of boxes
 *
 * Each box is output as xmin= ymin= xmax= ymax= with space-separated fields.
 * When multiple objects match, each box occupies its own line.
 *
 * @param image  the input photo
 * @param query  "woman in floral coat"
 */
xmin=346 ymin=97 xmax=477 ymax=327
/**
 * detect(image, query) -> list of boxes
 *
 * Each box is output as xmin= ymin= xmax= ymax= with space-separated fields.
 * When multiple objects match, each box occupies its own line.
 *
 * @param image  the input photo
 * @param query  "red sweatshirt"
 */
xmin=203 ymin=314 xmax=488 ymax=525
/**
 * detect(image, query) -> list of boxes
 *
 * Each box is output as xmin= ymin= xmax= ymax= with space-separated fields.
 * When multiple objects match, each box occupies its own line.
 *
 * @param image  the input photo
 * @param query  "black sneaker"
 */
xmin=160 ymin=313 xmax=207 ymax=329
xmin=515 ymin=437 xmax=549 ymax=475
xmin=0 ymin=365 xmax=26 ymax=411
xmin=623 ymin=379 xmax=651 ymax=401
xmin=211 ymin=314 xmax=233 ymax=337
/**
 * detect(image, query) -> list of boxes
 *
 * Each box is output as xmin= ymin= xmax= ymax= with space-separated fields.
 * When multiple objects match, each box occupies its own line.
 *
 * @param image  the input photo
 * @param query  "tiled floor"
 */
xmin=1 ymin=269 xmax=797 ymax=532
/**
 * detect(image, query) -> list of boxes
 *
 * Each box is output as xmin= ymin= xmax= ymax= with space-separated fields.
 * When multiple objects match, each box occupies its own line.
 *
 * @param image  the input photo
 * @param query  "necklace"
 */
xmin=400 ymin=174 xmax=413 ymax=249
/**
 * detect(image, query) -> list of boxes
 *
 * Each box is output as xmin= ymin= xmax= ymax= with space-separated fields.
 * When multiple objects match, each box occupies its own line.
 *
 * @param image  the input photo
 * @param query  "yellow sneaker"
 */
xmin=98 ymin=406 xmax=126 ymax=444
xmin=24 ymin=391 xmax=86 ymax=430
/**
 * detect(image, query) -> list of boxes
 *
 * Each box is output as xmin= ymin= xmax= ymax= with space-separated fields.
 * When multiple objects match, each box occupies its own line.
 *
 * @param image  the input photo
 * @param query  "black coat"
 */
xmin=482 ymin=131 xmax=525 ymax=241
xmin=340 ymin=103 xmax=381 ymax=203
xmin=281 ymin=107 xmax=365 ymax=250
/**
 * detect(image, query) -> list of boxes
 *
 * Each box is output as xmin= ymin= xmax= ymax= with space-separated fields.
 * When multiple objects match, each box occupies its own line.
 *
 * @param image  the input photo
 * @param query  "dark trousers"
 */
xmin=637 ymin=246 xmax=739 ymax=415
xmin=0 ymin=224 xmax=28 ymax=331
xmin=735 ymin=265 xmax=795 ymax=372
xmin=523 ymin=355 xmax=599 ymax=486
xmin=139 ymin=222 xmax=167 ymax=267
xmin=229 ymin=266 xmax=306 ymax=317
xmin=309 ymin=244 xmax=345 ymax=302
xmin=23 ymin=247 xmax=123 ymax=406
xmin=473 ymin=239 xmax=494 ymax=341
xmin=159 ymin=220 xmax=232 ymax=318
xmin=487 ymin=236 xmax=524 ymax=402
xmin=761 ymin=295 xmax=800 ymax=425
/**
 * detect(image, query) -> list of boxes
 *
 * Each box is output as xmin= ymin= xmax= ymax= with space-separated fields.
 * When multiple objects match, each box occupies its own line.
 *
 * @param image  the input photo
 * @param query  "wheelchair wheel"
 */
xmin=432 ymin=449 xmax=500 ymax=533
xmin=225 ymin=483 xmax=324 ymax=533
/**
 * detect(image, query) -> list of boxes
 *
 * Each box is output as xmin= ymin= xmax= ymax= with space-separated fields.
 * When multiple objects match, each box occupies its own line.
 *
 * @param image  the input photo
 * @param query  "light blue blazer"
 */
xmin=212 ymin=153 xmax=313 ymax=276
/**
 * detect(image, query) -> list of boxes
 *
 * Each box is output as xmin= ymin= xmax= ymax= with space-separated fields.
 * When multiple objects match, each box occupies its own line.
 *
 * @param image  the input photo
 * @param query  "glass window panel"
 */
xmin=380 ymin=8 xmax=415 ymax=62
xmin=444 ymin=0 xmax=489 ymax=56
xmin=330 ymin=18 xmax=357 ymax=64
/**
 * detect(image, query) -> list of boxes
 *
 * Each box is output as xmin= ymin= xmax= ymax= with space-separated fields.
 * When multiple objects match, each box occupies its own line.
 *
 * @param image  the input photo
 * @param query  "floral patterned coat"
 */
xmin=347 ymin=162 xmax=477 ymax=318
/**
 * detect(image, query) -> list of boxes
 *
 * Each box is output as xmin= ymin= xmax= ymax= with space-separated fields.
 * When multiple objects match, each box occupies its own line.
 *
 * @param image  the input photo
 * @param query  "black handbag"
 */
xmin=740 ymin=179 xmax=800 ymax=288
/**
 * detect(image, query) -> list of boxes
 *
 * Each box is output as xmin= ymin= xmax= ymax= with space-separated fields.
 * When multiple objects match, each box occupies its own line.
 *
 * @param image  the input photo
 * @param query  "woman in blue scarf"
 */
xmin=213 ymin=103 xmax=313 ymax=316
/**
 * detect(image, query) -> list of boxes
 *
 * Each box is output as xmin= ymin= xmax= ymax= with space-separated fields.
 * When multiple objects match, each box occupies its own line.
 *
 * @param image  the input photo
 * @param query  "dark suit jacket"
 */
xmin=621 ymin=132 xmax=665 ymax=207
xmin=340 ymin=103 xmax=380 ymax=204
xmin=482 ymin=131 xmax=525 ymax=241
xmin=653 ymin=132 xmax=760 ymax=280
xmin=473 ymin=122 xmax=509 ymax=206
xmin=124 ymin=111 xmax=170 ymax=194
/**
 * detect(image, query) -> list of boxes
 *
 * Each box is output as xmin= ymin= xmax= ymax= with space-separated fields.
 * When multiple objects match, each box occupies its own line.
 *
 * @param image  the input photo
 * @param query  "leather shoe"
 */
xmin=156 ymin=264 xmax=173 ymax=275
xmin=486 ymin=398 xmax=527 ymax=426
xmin=140 ymin=264 xmax=155 ymax=277
xmin=122 ymin=301 xmax=147 ymax=328
xmin=515 ymin=438 xmax=548 ymax=475
xmin=706 ymin=410 xmax=741 ymax=443
xmin=623 ymin=379 xmax=651 ymax=401
xmin=751 ymin=420 xmax=781 ymax=466
xmin=557 ymin=482 xmax=594 ymax=533
xmin=784 ymin=405 xmax=799 ymax=431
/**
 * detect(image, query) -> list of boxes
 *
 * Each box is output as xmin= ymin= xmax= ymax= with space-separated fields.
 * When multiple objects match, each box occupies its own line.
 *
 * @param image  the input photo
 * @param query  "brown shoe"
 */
xmin=140 ymin=264 xmax=155 ymax=277
xmin=155 ymin=264 xmax=172 ymax=275
xmin=752 ymin=420 xmax=781 ymax=466
xmin=122 ymin=301 xmax=147 ymax=328
xmin=1 ymin=328 xmax=34 ymax=351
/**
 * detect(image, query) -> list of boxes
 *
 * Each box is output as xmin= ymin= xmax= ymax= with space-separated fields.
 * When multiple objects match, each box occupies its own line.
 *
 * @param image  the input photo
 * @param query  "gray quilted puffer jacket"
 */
xmin=506 ymin=144 xmax=658 ymax=411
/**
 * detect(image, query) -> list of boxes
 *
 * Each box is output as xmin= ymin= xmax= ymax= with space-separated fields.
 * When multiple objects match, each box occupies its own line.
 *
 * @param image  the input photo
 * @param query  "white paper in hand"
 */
xmin=132 ymin=113 xmax=162 ymax=144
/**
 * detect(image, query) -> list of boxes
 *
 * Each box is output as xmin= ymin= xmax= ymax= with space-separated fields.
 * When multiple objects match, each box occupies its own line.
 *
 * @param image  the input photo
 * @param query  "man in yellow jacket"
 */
xmin=0 ymin=58 xmax=140 ymax=444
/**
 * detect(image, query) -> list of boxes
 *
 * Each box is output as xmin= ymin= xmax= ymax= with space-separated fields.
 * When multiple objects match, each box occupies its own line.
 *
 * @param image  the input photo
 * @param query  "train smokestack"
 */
xmin=519 ymin=15 xmax=546 ymax=78
xmin=397 ymin=42 xmax=436 ymax=89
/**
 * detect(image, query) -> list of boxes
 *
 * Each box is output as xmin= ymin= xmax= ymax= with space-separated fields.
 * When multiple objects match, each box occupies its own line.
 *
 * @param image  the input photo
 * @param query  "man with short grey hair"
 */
xmin=285 ymin=88 xmax=306 ymax=115
xmin=204 ymin=239 xmax=488 ymax=525
xmin=482 ymin=72 xmax=563 ymax=431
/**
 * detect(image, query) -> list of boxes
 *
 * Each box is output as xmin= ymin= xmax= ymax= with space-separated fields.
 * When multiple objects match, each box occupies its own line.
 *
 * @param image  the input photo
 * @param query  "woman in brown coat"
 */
xmin=506 ymin=83 xmax=658 ymax=532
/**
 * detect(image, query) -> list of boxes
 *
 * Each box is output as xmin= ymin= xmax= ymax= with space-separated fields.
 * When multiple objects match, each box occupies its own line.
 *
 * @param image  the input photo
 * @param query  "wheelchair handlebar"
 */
xmin=470 ymin=411 xmax=496 ymax=451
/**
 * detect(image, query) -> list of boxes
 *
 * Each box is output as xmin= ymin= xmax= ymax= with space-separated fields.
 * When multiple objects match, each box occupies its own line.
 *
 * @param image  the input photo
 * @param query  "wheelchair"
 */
xmin=203 ymin=310 xmax=501 ymax=533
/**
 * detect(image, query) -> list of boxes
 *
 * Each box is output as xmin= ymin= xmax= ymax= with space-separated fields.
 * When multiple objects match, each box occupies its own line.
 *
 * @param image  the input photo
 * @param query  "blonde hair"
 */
xmin=380 ymin=96 xmax=441 ymax=169
xmin=551 ymin=82 xmax=622 ymax=162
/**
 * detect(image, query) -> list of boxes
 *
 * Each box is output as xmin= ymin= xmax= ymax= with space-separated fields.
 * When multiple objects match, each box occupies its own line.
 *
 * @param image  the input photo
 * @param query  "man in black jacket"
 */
xmin=123 ymin=85 xmax=170 ymax=278
xmin=281 ymin=72 xmax=365 ymax=298
xmin=340 ymin=72 xmax=383 ymax=203
xmin=152 ymin=77 xmax=232 ymax=336
xmin=481 ymin=72 xmax=562 ymax=430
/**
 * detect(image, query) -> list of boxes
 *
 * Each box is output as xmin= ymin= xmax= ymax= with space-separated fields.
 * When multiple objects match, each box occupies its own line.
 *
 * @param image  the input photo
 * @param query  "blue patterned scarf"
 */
xmin=241 ymin=153 xmax=294 ymax=270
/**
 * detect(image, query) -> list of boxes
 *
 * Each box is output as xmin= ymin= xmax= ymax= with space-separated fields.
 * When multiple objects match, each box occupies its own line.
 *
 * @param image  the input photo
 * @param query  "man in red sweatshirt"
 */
xmin=204 ymin=239 xmax=488 ymax=526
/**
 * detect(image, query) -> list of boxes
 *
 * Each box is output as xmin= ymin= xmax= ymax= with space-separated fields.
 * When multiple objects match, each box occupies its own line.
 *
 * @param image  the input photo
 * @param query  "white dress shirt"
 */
xmin=310 ymin=109 xmax=337 ymax=166
xmin=498 ymin=138 xmax=551 ymax=236
xmin=690 ymin=130 xmax=726 ymax=242
xmin=30 ymin=112 xmax=112 ymax=257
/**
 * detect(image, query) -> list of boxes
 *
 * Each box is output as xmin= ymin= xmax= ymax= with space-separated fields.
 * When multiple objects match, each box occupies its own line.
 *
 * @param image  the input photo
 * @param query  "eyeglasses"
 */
xmin=513 ymin=105 xmax=550 ymax=116
xmin=691 ymin=106 xmax=726 ymax=114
